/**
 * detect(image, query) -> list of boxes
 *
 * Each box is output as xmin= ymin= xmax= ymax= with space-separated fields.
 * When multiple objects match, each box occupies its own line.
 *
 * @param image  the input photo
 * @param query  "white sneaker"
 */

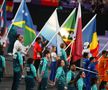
xmin=8 ymin=53 xmax=12 ymax=56
xmin=64 ymin=86 xmax=67 ymax=90
xmin=21 ymin=75 xmax=25 ymax=78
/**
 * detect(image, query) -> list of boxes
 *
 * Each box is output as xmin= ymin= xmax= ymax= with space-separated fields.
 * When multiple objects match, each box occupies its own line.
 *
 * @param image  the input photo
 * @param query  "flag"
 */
xmin=0 ymin=0 xmax=14 ymax=19
xmin=0 ymin=0 xmax=7 ymax=37
xmin=60 ymin=8 xmax=76 ymax=44
xmin=0 ymin=0 xmax=14 ymax=12
xmin=83 ymin=15 xmax=99 ymax=57
xmin=71 ymin=3 xmax=83 ymax=62
xmin=6 ymin=1 xmax=14 ymax=12
xmin=41 ymin=0 xmax=59 ymax=6
xmin=12 ymin=0 xmax=36 ymax=46
xmin=0 ymin=0 xmax=3 ymax=8
xmin=40 ymin=8 xmax=64 ymax=54
xmin=40 ymin=9 xmax=60 ymax=46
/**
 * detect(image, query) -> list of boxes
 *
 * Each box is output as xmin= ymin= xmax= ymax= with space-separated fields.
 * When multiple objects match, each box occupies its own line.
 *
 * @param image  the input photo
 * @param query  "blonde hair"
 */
xmin=51 ymin=46 xmax=56 ymax=52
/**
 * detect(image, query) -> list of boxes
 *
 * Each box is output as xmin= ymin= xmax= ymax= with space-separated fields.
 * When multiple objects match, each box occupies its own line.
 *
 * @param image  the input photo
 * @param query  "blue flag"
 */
xmin=83 ymin=15 xmax=96 ymax=43
xmin=11 ymin=0 xmax=36 ymax=46
xmin=83 ymin=15 xmax=99 ymax=57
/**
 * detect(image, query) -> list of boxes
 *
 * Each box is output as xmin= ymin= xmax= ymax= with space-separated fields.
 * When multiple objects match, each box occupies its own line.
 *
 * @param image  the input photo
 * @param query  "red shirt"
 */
xmin=33 ymin=42 xmax=42 ymax=60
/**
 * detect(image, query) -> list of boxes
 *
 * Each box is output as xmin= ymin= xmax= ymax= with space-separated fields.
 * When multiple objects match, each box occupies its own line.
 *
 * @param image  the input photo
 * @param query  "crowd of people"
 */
xmin=0 ymin=34 xmax=108 ymax=90
xmin=59 ymin=0 xmax=108 ymax=13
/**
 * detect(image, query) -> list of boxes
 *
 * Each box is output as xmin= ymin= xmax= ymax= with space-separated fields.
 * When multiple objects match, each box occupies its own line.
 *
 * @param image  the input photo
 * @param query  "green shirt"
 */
xmin=60 ymin=49 xmax=67 ymax=61
xmin=0 ymin=56 xmax=5 ymax=72
xmin=66 ymin=70 xmax=75 ymax=84
xmin=77 ymin=78 xmax=84 ymax=90
xmin=13 ymin=52 xmax=23 ymax=72
xmin=55 ymin=67 xmax=66 ymax=84
xmin=26 ymin=64 xmax=36 ymax=78
xmin=41 ymin=57 xmax=49 ymax=78
xmin=91 ymin=84 xmax=97 ymax=90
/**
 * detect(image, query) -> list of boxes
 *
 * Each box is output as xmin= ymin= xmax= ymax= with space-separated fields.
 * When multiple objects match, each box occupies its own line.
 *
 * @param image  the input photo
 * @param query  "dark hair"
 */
xmin=99 ymin=81 xmax=107 ymax=90
xmin=69 ymin=63 xmax=75 ymax=70
xmin=27 ymin=58 xmax=34 ymax=64
xmin=57 ymin=59 xmax=62 ymax=68
xmin=90 ymin=57 xmax=95 ymax=62
xmin=36 ymin=37 xmax=41 ymax=42
xmin=74 ymin=71 xmax=83 ymax=83
xmin=102 ymin=50 xmax=106 ymax=55
xmin=43 ymin=50 xmax=50 ymax=57
xmin=91 ymin=77 xmax=98 ymax=87
xmin=60 ymin=43 xmax=65 ymax=48
xmin=16 ymin=34 xmax=20 ymax=39
xmin=83 ymin=53 xmax=89 ymax=58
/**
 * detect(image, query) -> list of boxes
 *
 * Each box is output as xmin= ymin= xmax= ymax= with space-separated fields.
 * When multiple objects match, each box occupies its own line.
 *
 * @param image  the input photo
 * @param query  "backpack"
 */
xmin=26 ymin=64 xmax=33 ymax=76
xmin=13 ymin=53 xmax=20 ymax=69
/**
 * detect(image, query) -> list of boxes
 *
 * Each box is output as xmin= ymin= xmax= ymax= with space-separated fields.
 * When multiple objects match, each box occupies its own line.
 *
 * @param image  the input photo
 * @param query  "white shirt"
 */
xmin=51 ymin=52 xmax=57 ymax=62
xmin=13 ymin=40 xmax=27 ymax=55
xmin=82 ymin=48 xmax=92 ymax=57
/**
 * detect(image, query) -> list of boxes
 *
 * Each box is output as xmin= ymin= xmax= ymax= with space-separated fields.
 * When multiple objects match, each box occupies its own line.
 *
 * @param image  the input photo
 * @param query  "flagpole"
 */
xmin=5 ymin=0 xmax=24 ymax=40
xmin=97 ymin=41 xmax=108 ymax=56
xmin=65 ymin=40 xmax=73 ymax=50
xmin=56 ymin=11 xmax=60 ymax=55
xmin=76 ymin=66 xmax=98 ymax=74
xmin=42 ymin=8 xmax=76 ymax=53
xmin=0 ymin=0 xmax=5 ymax=9
xmin=82 ymin=14 xmax=97 ymax=32
xmin=0 ymin=0 xmax=5 ymax=28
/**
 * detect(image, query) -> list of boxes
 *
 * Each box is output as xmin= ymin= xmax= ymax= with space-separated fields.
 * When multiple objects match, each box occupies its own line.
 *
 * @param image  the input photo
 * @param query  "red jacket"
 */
xmin=33 ymin=42 xmax=42 ymax=60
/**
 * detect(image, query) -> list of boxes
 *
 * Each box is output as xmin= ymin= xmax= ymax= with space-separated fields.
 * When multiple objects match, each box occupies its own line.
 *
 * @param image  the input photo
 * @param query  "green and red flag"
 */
xmin=60 ymin=8 xmax=76 ymax=44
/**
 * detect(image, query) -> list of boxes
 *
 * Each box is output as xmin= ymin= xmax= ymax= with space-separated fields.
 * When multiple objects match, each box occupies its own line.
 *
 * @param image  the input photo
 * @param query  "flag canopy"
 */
xmin=11 ymin=0 xmax=36 ymax=46
xmin=60 ymin=8 xmax=76 ymax=44
xmin=71 ymin=3 xmax=83 ymax=62
xmin=83 ymin=15 xmax=99 ymax=57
